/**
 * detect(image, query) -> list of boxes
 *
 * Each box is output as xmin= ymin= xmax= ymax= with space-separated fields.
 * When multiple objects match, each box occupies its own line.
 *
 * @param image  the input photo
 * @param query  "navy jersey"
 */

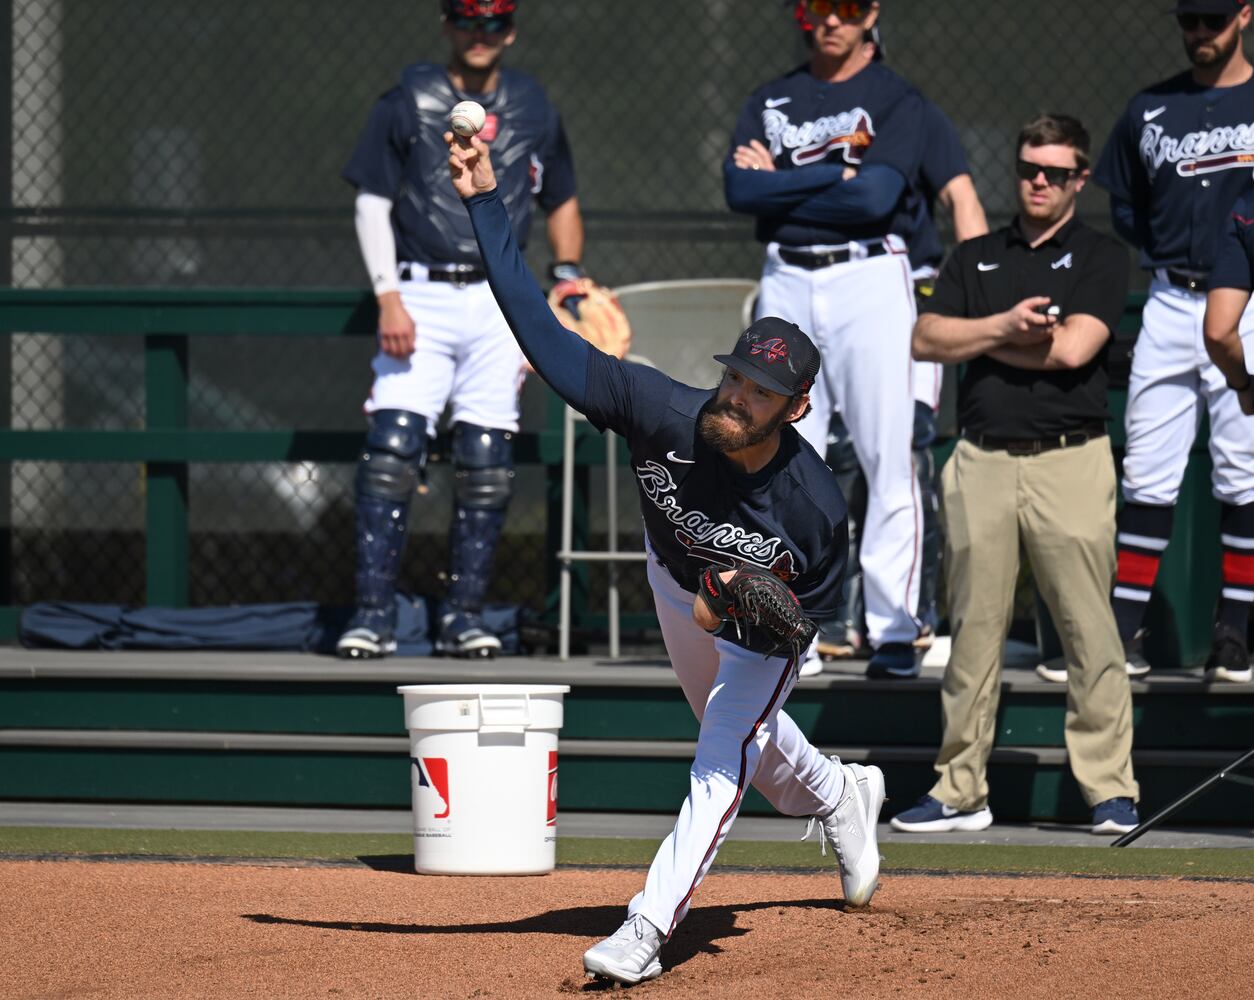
xmin=1209 ymin=190 xmax=1254 ymax=289
xmin=728 ymin=62 xmax=924 ymax=247
xmin=581 ymin=357 xmax=847 ymax=619
xmin=895 ymin=99 xmax=971 ymax=272
xmin=1094 ymin=71 xmax=1254 ymax=272
xmin=342 ymin=62 xmax=576 ymax=267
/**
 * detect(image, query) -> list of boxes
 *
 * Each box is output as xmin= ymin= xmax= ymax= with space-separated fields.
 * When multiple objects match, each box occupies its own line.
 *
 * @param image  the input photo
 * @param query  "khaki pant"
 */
xmin=931 ymin=436 xmax=1139 ymax=810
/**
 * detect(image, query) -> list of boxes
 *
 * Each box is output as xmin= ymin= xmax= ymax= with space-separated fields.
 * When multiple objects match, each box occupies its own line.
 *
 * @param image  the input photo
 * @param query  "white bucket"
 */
xmin=398 ymin=683 xmax=571 ymax=875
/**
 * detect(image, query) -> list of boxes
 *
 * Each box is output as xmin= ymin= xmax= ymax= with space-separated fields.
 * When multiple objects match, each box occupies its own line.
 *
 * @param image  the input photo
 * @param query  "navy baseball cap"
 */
xmin=714 ymin=317 xmax=821 ymax=397
xmin=1171 ymin=0 xmax=1247 ymax=13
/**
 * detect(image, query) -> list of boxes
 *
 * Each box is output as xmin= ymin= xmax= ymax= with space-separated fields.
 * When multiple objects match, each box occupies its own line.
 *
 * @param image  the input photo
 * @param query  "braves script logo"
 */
xmin=750 ymin=338 xmax=789 ymax=363
xmin=762 ymin=107 xmax=875 ymax=166
xmin=1139 ymin=120 xmax=1254 ymax=179
xmin=412 ymin=756 xmax=450 ymax=820
xmin=635 ymin=460 xmax=797 ymax=578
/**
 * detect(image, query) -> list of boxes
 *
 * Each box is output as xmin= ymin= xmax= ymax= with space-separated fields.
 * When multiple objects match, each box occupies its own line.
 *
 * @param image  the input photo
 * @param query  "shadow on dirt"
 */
xmin=243 ymin=896 xmax=843 ymax=975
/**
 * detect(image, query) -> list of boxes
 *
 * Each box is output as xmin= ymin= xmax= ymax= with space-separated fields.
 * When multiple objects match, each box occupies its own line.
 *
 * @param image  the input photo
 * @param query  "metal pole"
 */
xmin=607 ymin=429 xmax=619 ymax=658
xmin=1112 ymin=747 xmax=1254 ymax=847
xmin=558 ymin=404 xmax=575 ymax=660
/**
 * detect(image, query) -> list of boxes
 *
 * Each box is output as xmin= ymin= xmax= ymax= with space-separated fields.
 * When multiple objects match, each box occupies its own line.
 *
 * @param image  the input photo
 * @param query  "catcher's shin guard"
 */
xmin=440 ymin=422 xmax=514 ymax=657
xmin=344 ymin=410 xmax=427 ymax=649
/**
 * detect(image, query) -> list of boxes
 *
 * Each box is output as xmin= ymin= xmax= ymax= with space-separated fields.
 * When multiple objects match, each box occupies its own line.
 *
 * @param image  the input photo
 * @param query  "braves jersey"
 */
xmin=580 ymin=358 xmax=847 ymax=620
xmin=342 ymin=62 xmax=576 ymax=267
xmin=1094 ymin=71 xmax=1254 ymax=271
xmin=728 ymin=62 xmax=924 ymax=247
xmin=895 ymin=99 xmax=971 ymax=271
xmin=1210 ymin=189 xmax=1254 ymax=289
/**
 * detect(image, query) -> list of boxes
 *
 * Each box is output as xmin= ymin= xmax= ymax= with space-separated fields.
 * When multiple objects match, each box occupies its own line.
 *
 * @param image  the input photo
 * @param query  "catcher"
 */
xmin=447 ymin=129 xmax=886 ymax=987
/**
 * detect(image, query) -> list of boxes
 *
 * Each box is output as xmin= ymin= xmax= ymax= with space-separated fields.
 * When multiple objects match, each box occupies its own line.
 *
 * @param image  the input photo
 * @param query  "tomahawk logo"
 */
xmin=750 ymin=337 xmax=790 ymax=363
xmin=412 ymin=756 xmax=450 ymax=820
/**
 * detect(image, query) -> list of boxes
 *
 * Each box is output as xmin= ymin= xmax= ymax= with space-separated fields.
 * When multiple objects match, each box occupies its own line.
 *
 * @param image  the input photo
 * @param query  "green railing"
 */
xmin=0 ymin=288 xmax=633 ymax=641
xmin=0 ymin=288 xmax=1224 ymax=665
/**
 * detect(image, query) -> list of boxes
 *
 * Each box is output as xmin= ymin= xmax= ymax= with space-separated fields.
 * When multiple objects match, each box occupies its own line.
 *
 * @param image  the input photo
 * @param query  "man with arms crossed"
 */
xmin=893 ymin=114 xmax=1141 ymax=836
xmin=447 ymin=130 xmax=885 ymax=986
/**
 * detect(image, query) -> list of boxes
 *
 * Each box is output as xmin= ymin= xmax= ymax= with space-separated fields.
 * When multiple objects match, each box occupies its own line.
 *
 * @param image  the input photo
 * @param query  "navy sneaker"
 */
xmin=1091 ymin=797 xmax=1139 ymax=835
xmin=435 ymin=611 xmax=502 ymax=659
xmin=1204 ymin=624 xmax=1252 ymax=684
xmin=890 ymin=794 xmax=993 ymax=833
xmin=866 ymin=642 xmax=920 ymax=679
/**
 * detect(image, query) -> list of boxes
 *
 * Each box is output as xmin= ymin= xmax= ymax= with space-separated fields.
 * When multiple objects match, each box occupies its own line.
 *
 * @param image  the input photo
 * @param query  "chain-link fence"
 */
xmin=3 ymin=1 xmax=1192 ymax=624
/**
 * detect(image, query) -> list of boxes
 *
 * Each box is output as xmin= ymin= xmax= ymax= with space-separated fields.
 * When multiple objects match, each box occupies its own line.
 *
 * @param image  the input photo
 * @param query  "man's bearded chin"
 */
xmin=698 ymin=400 xmax=788 ymax=452
xmin=1188 ymin=30 xmax=1239 ymax=67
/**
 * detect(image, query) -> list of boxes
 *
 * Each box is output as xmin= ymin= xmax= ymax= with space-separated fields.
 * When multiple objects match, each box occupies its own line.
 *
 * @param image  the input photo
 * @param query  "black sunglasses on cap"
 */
xmin=1015 ymin=158 xmax=1081 ymax=187
xmin=1177 ymin=12 xmax=1235 ymax=31
xmin=451 ymin=14 xmax=513 ymax=33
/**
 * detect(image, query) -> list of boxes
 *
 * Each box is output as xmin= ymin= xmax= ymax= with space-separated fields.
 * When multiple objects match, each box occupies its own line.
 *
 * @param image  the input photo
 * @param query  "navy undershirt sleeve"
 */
xmin=465 ymin=189 xmax=589 ymax=408
xmin=788 ymin=164 xmax=907 ymax=226
xmin=1109 ymin=195 xmax=1142 ymax=250
xmin=723 ymin=161 xmax=848 ymax=216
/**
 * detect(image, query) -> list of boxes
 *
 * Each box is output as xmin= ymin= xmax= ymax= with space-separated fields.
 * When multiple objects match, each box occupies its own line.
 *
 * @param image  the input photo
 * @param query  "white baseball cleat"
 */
xmin=805 ymin=759 xmax=886 ymax=907
xmin=335 ymin=627 xmax=397 ymax=660
xmin=582 ymin=915 xmax=663 ymax=985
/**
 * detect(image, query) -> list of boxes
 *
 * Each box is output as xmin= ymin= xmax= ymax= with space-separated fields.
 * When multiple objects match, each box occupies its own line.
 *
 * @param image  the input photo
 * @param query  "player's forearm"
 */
xmin=1109 ymin=196 xmax=1142 ymax=249
xmin=788 ymin=165 xmax=906 ymax=226
xmin=546 ymin=196 xmax=584 ymax=266
xmin=354 ymin=191 xmax=400 ymax=296
xmin=913 ymin=313 xmax=1007 ymax=364
xmin=465 ymin=189 xmax=590 ymax=409
xmin=938 ymin=176 xmax=989 ymax=242
xmin=1204 ymin=288 xmax=1254 ymax=388
xmin=722 ymin=160 xmax=847 ymax=215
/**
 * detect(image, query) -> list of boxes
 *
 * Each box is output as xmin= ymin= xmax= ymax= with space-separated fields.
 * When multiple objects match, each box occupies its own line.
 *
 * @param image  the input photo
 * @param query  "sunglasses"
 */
xmin=1176 ymin=12 xmax=1235 ymax=32
xmin=451 ymin=14 xmax=513 ymax=33
xmin=805 ymin=1 xmax=870 ymax=21
xmin=1015 ymin=158 xmax=1081 ymax=187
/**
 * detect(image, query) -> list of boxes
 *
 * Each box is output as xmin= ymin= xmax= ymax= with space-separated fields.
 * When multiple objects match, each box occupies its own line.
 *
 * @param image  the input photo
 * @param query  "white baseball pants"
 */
xmin=364 ymin=264 xmax=526 ymax=432
xmin=755 ymin=243 xmax=923 ymax=646
xmin=1122 ymin=278 xmax=1254 ymax=506
xmin=630 ymin=548 xmax=845 ymax=939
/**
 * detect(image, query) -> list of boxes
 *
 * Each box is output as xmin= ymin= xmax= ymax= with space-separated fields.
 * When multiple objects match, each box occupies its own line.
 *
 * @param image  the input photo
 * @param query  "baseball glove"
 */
xmin=548 ymin=278 xmax=632 ymax=360
xmin=698 ymin=564 xmax=817 ymax=660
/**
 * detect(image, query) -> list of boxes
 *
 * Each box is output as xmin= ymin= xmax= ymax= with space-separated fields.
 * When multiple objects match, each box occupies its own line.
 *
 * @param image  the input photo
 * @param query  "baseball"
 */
xmin=449 ymin=100 xmax=487 ymax=138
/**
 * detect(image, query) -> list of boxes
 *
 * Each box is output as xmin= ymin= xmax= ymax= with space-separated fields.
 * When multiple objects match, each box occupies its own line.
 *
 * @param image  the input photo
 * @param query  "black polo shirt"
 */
xmin=921 ymin=216 xmax=1130 ymax=439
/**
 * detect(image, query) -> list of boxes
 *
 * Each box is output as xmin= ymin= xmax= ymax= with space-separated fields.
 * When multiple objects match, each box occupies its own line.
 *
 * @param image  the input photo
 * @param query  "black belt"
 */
xmin=963 ymin=422 xmax=1107 ymax=456
xmin=779 ymin=242 xmax=891 ymax=269
xmin=398 ymin=264 xmax=486 ymax=285
xmin=1163 ymin=268 xmax=1207 ymax=292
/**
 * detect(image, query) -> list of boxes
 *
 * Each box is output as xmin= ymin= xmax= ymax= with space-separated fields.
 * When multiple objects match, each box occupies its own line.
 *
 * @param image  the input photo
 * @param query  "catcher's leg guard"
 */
xmin=817 ymin=412 xmax=867 ymax=659
xmin=338 ymin=409 xmax=427 ymax=659
xmin=438 ymin=421 xmax=514 ymax=658
xmin=913 ymin=401 xmax=941 ymax=641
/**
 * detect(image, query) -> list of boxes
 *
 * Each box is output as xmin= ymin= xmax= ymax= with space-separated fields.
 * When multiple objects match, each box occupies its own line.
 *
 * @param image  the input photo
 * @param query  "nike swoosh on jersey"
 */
xmin=977 ymin=262 xmax=1000 ymax=272
xmin=1143 ymin=106 xmax=1167 ymax=122
xmin=666 ymin=450 xmax=695 ymax=464
xmin=764 ymin=97 xmax=792 ymax=108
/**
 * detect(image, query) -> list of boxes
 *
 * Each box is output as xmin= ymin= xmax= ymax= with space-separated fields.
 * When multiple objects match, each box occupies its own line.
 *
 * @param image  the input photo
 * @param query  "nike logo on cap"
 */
xmin=977 ymin=262 xmax=1000 ymax=272
xmin=764 ymin=97 xmax=791 ymax=108
xmin=1143 ymin=106 xmax=1166 ymax=122
xmin=666 ymin=450 xmax=695 ymax=464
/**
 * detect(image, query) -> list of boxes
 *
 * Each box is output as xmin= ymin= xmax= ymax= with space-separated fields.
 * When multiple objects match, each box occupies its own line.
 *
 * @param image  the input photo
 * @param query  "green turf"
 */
xmin=0 ymin=827 xmax=1250 ymax=879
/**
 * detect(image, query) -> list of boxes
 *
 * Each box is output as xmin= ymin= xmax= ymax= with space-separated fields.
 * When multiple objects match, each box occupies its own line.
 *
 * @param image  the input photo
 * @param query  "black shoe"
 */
xmin=1124 ymin=629 xmax=1151 ymax=678
xmin=865 ymin=642 xmax=920 ymax=678
xmin=435 ymin=611 xmax=502 ymax=659
xmin=1204 ymin=624 xmax=1251 ymax=683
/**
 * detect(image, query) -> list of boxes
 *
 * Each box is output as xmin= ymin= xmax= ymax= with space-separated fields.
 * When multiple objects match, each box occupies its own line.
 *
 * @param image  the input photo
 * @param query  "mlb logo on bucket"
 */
xmin=547 ymin=751 xmax=558 ymax=827
xmin=412 ymin=756 xmax=450 ymax=820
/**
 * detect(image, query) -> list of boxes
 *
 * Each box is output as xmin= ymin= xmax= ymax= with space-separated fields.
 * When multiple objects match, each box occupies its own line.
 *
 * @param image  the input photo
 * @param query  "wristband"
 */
xmin=548 ymin=261 xmax=585 ymax=283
